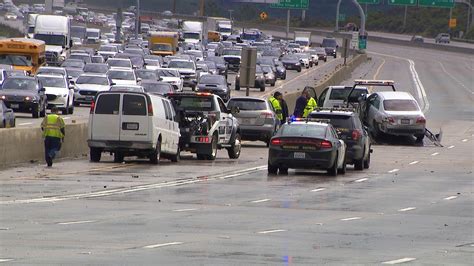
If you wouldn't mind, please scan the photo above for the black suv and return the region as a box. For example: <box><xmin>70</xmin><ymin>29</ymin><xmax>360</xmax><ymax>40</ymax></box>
<box><xmin>0</xmin><ymin>76</ymin><xmax>47</xmax><ymax>118</ymax></box>
<box><xmin>321</xmin><ymin>37</ymin><xmax>338</xmax><ymax>58</ymax></box>
<box><xmin>309</xmin><ymin>108</ymin><xmax>371</xmax><ymax>170</ymax></box>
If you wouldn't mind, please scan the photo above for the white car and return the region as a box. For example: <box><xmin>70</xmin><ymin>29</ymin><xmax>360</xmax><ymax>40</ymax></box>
<box><xmin>73</xmin><ymin>74</ymin><xmax>111</xmax><ymax>105</ymax></box>
<box><xmin>106</xmin><ymin>58</ymin><xmax>133</xmax><ymax>70</ymax></box>
<box><xmin>107</xmin><ymin>69</ymin><xmax>138</xmax><ymax>86</ymax></box>
<box><xmin>5</xmin><ymin>13</ymin><xmax>17</xmax><ymax>20</ymax></box>
<box><xmin>167</xmin><ymin>59</ymin><xmax>197</xmax><ymax>90</ymax></box>
<box><xmin>157</xmin><ymin>68</ymin><xmax>183</xmax><ymax>92</ymax></box>
<box><xmin>144</xmin><ymin>59</ymin><xmax>161</xmax><ymax>70</ymax></box>
<box><xmin>37</xmin><ymin>74</ymin><xmax>75</xmax><ymax>115</ymax></box>
<box><xmin>98</xmin><ymin>45</ymin><xmax>119</xmax><ymax>59</ymax></box>
<box><xmin>88</xmin><ymin>91</ymin><xmax>181</xmax><ymax>164</ymax></box>
<box><xmin>294</xmin><ymin>53</ymin><xmax>311</xmax><ymax>69</ymax></box>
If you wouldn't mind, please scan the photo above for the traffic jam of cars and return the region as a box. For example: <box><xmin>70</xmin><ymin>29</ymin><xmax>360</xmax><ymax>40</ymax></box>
<box><xmin>0</xmin><ymin>4</ymin><xmax>438</xmax><ymax>177</ymax></box>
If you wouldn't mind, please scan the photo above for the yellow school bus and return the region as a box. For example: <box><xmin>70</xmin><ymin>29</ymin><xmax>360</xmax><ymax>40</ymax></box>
<box><xmin>0</xmin><ymin>38</ymin><xmax>46</xmax><ymax>75</ymax></box>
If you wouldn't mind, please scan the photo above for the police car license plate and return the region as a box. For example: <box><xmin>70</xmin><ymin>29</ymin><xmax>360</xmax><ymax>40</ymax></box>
<box><xmin>294</xmin><ymin>152</ymin><xmax>306</xmax><ymax>159</ymax></box>
<box><xmin>10</xmin><ymin>104</ymin><xmax>19</xmax><ymax>109</ymax></box>
<box><xmin>401</xmin><ymin>119</ymin><xmax>410</xmax><ymax>125</ymax></box>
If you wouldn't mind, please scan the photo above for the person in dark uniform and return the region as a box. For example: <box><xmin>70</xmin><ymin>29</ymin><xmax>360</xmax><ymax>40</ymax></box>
<box><xmin>293</xmin><ymin>87</ymin><xmax>309</xmax><ymax>118</ymax></box>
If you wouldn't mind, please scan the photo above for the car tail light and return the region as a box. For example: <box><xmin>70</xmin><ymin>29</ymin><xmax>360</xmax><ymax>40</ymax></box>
<box><xmin>148</xmin><ymin>102</ymin><xmax>154</xmax><ymax>116</ymax></box>
<box><xmin>387</xmin><ymin>117</ymin><xmax>395</xmax><ymax>124</ymax></box>
<box><xmin>197</xmin><ymin>136</ymin><xmax>210</xmax><ymax>143</ymax></box>
<box><xmin>352</xmin><ymin>129</ymin><xmax>362</xmax><ymax>141</ymax></box>
<box><xmin>416</xmin><ymin>117</ymin><xmax>426</xmax><ymax>124</ymax></box>
<box><xmin>271</xmin><ymin>138</ymin><xmax>281</xmax><ymax>145</ymax></box>
<box><xmin>90</xmin><ymin>100</ymin><xmax>95</xmax><ymax>114</ymax></box>
<box><xmin>320</xmin><ymin>140</ymin><xmax>332</xmax><ymax>149</ymax></box>
<box><xmin>259</xmin><ymin>111</ymin><xmax>273</xmax><ymax>119</ymax></box>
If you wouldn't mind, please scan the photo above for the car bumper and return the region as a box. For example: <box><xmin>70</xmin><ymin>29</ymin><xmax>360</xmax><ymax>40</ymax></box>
<box><xmin>4</xmin><ymin>101</ymin><xmax>37</xmax><ymax>113</ymax></box>
<box><xmin>46</xmin><ymin>94</ymin><xmax>68</xmax><ymax>109</ymax></box>
<box><xmin>283</xmin><ymin>64</ymin><xmax>301</xmax><ymax>70</ymax></box>
<box><xmin>269</xmin><ymin>148</ymin><xmax>335</xmax><ymax>170</ymax></box>
<box><xmin>345</xmin><ymin>144</ymin><xmax>364</xmax><ymax>164</ymax></box>
<box><xmin>88</xmin><ymin>140</ymin><xmax>154</xmax><ymax>151</ymax></box>
<box><xmin>381</xmin><ymin>124</ymin><xmax>426</xmax><ymax>136</ymax></box>
<box><xmin>240</xmin><ymin>124</ymin><xmax>275</xmax><ymax>141</ymax></box>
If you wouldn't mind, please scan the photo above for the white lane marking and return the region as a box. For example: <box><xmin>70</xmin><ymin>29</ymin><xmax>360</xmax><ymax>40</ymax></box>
<box><xmin>257</xmin><ymin>229</ymin><xmax>287</xmax><ymax>234</ymax></box>
<box><xmin>382</xmin><ymin>257</ymin><xmax>417</xmax><ymax>264</ymax></box>
<box><xmin>57</xmin><ymin>220</ymin><xmax>96</xmax><ymax>225</ymax></box>
<box><xmin>251</xmin><ymin>199</ymin><xmax>271</xmax><ymax>203</ymax></box>
<box><xmin>408</xmin><ymin>161</ymin><xmax>419</xmax><ymax>165</ymax></box>
<box><xmin>388</xmin><ymin>169</ymin><xmax>400</xmax><ymax>173</ymax></box>
<box><xmin>447</xmin><ymin>145</ymin><xmax>455</xmax><ymax>149</ymax></box>
<box><xmin>431</xmin><ymin>152</ymin><xmax>439</xmax><ymax>156</ymax></box>
<box><xmin>0</xmin><ymin>259</ymin><xmax>14</xmax><ymax>263</ymax></box>
<box><xmin>0</xmin><ymin>165</ymin><xmax>267</xmax><ymax>205</ymax></box>
<box><xmin>311</xmin><ymin>188</ymin><xmax>326</xmax><ymax>192</ymax></box>
<box><xmin>172</xmin><ymin>208</ymin><xmax>197</xmax><ymax>212</ymax></box>
<box><xmin>143</xmin><ymin>242</ymin><xmax>184</xmax><ymax>249</ymax></box>
<box><xmin>340</xmin><ymin>217</ymin><xmax>362</xmax><ymax>221</ymax></box>
<box><xmin>369</xmin><ymin>52</ymin><xmax>429</xmax><ymax>113</ymax></box>
<box><xmin>438</xmin><ymin>62</ymin><xmax>473</xmax><ymax>95</ymax></box>
<box><xmin>398</xmin><ymin>207</ymin><xmax>417</xmax><ymax>212</ymax></box>
<box><xmin>354</xmin><ymin>178</ymin><xmax>368</xmax><ymax>183</ymax></box>
<box><xmin>462</xmin><ymin>139</ymin><xmax>468</xmax><ymax>142</ymax></box>
<box><xmin>18</xmin><ymin>122</ymin><xmax>33</xmax><ymax>126</ymax></box>
<box><xmin>444</xmin><ymin>196</ymin><xmax>458</xmax><ymax>200</ymax></box>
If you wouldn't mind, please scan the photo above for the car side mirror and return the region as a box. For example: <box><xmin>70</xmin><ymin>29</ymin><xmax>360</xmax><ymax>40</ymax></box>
<box><xmin>230</xmin><ymin>106</ymin><xmax>240</xmax><ymax>115</ymax></box>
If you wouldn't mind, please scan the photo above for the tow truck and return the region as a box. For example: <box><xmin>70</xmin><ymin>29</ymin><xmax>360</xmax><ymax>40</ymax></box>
<box><xmin>346</xmin><ymin>79</ymin><xmax>442</xmax><ymax>146</ymax></box>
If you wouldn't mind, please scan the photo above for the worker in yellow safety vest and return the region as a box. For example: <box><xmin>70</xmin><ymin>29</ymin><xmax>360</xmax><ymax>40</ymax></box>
<box><xmin>269</xmin><ymin>91</ymin><xmax>284</xmax><ymax>124</ymax></box>
<box><xmin>303</xmin><ymin>96</ymin><xmax>318</xmax><ymax>118</ymax></box>
<box><xmin>41</xmin><ymin>107</ymin><xmax>65</xmax><ymax>167</ymax></box>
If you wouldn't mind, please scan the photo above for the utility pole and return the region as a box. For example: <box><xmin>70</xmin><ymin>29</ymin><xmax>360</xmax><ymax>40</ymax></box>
<box><xmin>403</xmin><ymin>5</ymin><xmax>408</xmax><ymax>29</ymax></box>
<box><xmin>302</xmin><ymin>10</ymin><xmax>306</xmax><ymax>21</ymax></box>
<box><xmin>199</xmin><ymin>0</ymin><xmax>205</xmax><ymax>16</ymax></box>
<box><xmin>286</xmin><ymin>9</ymin><xmax>290</xmax><ymax>39</ymax></box>
<box><xmin>135</xmin><ymin>0</ymin><xmax>140</xmax><ymax>39</ymax></box>
<box><xmin>172</xmin><ymin>0</ymin><xmax>177</xmax><ymax>13</ymax></box>
<box><xmin>336</xmin><ymin>0</ymin><xmax>342</xmax><ymax>32</ymax></box>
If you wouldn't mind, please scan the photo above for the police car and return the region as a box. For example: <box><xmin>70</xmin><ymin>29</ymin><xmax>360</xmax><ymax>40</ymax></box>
<box><xmin>268</xmin><ymin>118</ymin><xmax>347</xmax><ymax>176</ymax></box>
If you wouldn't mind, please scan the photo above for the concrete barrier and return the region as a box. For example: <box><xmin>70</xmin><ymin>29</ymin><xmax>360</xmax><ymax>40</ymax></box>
<box><xmin>0</xmin><ymin>122</ymin><xmax>89</xmax><ymax>168</ymax></box>
<box><xmin>283</xmin><ymin>54</ymin><xmax>368</xmax><ymax>113</ymax></box>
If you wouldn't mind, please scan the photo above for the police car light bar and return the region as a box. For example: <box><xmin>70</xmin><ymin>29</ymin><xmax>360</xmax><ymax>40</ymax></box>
<box><xmin>313</xmin><ymin>107</ymin><xmax>356</xmax><ymax>113</ymax></box>
<box><xmin>288</xmin><ymin>117</ymin><xmax>331</xmax><ymax>124</ymax></box>
<box><xmin>354</xmin><ymin>79</ymin><xmax>394</xmax><ymax>86</ymax></box>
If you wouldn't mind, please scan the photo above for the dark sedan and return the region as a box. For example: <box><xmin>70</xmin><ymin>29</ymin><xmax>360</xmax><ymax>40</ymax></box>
<box><xmin>268</xmin><ymin>120</ymin><xmax>347</xmax><ymax>176</ymax></box>
<box><xmin>0</xmin><ymin>76</ymin><xmax>47</xmax><ymax>118</ymax></box>
<box><xmin>142</xmin><ymin>81</ymin><xmax>175</xmax><ymax>95</ymax></box>
<box><xmin>196</xmin><ymin>75</ymin><xmax>231</xmax><ymax>102</ymax></box>
<box><xmin>281</xmin><ymin>54</ymin><xmax>302</xmax><ymax>72</ymax></box>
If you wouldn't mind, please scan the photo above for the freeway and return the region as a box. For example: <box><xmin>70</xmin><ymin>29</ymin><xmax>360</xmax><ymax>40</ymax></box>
<box><xmin>0</xmin><ymin>31</ymin><xmax>472</xmax><ymax>265</ymax></box>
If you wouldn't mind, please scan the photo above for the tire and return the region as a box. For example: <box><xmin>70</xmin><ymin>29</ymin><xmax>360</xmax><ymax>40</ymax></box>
<box><xmin>364</xmin><ymin>148</ymin><xmax>371</xmax><ymax>169</ymax></box>
<box><xmin>315</xmin><ymin>61</ymin><xmax>319</xmax><ymax>66</ymax></box>
<box><xmin>114</xmin><ymin>152</ymin><xmax>124</xmax><ymax>163</ymax></box>
<box><xmin>170</xmin><ymin>146</ymin><xmax>180</xmax><ymax>163</ymax></box>
<box><xmin>196</xmin><ymin>153</ymin><xmax>207</xmax><ymax>160</ymax></box>
<box><xmin>149</xmin><ymin>140</ymin><xmax>161</xmax><ymax>164</ymax></box>
<box><xmin>68</xmin><ymin>104</ymin><xmax>74</xmax><ymax>115</ymax></box>
<box><xmin>32</xmin><ymin>104</ymin><xmax>40</xmax><ymax>118</ymax></box>
<box><xmin>90</xmin><ymin>147</ymin><xmax>102</xmax><ymax>162</ymax></box>
<box><xmin>207</xmin><ymin>134</ymin><xmax>218</xmax><ymax>160</ymax></box>
<box><xmin>282</xmin><ymin>74</ymin><xmax>286</xmax><ymax>80</ymax></box>
<box><xmin>39</xmin><ymin>105</ymin><xmax>46</xmax><ymax>118</ymax></box>
<box><xmin>333</xmin><ymin>54</ymin><xmax>337</xmax><ymax>59</ymax></box>
<box><xmin>260</xmin><ymin>85</ymin><xmax>265</xmax><ymax>92</ymax></box>
<box><xmin>339</xmin><ymin>155</ymin><xmax>347</xmax><ymax>175</ymax></box>
<box><xmin>191</xmin><ymin>85</ymin><xmax>196</xmax><ymax>91</ymax></box>
<box><xmin>415</xmin><ymin>134</ymin><xmax>424</xmax><ymax>142</ymax></box>
<box><xmin>297</xmin><ymin>68</ymin><xmax>301</xmax><ymax>73</ymax></box>
<box><xmin>354</xmin><ymin>157</ymin><xmax>364</xmax><ymax>171</ymax></box>
<box><xmin>62</xmin><ymin>98</ymin><xmax>70</xmax><ymax>115</ymax></box>
<box><xmin>235</xmin><ymin>84</ymin><xmax>240</xmax><ymax>91</ymax></box>
<box><xmin>268</xmin><ymin>162</ymin><xmax>278</xmax><ymax>174</ymax></box>
<box><xmin>74</xmin><ymin>101</ymin><xmax>80</xmax><ymax>107</ymax></box>
<box><xmin>327</xmin><ymin>154</ymin><xmax>338</xmax><ymax>176</ymax></box>
<box><xmin>271</xmin><ymin>82</ymin><xmax>275</xmax><ymax>87</ymax></box>
<box><xmin>279</xmin><ymin>167</ymin><xmax>288</xmax><ymax>175</ymax></box>
<box><xmin>227</xmin><ymin>133</ymin><xmax>241</xmax><ymax>159</ymax></box>
<box><xmin>11</xmin><ymin>118</ymin><xmax>15</xmax><ymax>127</ymax></box>
<box><xmin>324</xmin><ymin>58</ymin><xmax>327</xmax><ymax>62</ymax></box>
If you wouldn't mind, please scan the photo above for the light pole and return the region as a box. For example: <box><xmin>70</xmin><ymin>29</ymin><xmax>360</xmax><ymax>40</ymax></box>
<box><xmin>350</xmin><ymin>0</ymin><xmax>366</xmax><ymax>36</ymax></box>
<box><xmin>335</xmin><ymin>0</ymin><xmax>343</xmax><ymax>32</ymax></box>
<box><xmin>135</xmin><ymin>0</ymin><xmax>140</xmax><ymax>39</ymax></box>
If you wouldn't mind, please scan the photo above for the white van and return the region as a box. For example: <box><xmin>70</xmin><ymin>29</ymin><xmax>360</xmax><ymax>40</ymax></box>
<box><xmin>88</xmin><ymin>91</ymin><xmax>180</xmax><ymax>164</ymax></box>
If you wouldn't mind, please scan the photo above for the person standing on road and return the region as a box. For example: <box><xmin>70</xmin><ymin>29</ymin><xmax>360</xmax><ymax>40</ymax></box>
<box><xmin>293</xmin><ymin>88</ymin><xmax>309</xmax><ymax>118</ymax></box>
<box><xmin>280</xmin><ymin>96</ymin><xmax>289</xmax><ymax>124</ymax></box>
<box><xmin>269</xmin><ymin>91</ymin><xmax>284</xmax><ymax>124</ymax></box>
<box><xmin>41</xmin><ymin>107</ymin><xmax>65</xmax><ymax>167</ymax></box>
<box><xmin>303</xmin><ymin>94</ymin><xmax>318</xmax><ymax>118</ymax></box>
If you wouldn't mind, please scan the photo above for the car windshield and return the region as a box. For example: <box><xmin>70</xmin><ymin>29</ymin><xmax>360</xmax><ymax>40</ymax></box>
<box><xmin>108</xmin><ymin>60</ymin><xmax>131</xmax><ymax>68</ymax></box>
<box><xmin>282</xmin><ymin>55</ymin><xmax>298</xmax><ymax>61</ymax></box>
<box><xmin>33</xmin><ymin>34</ymin><xmax>65</xmax><ymax>46</ymax></box>
<box><xmin>67</xmin><ymin>69</ymin><xmax>83</xmax><ymax>78</ymax></box>
<box><xmin>200</xmin><ymin>75</ymin><xmax>224</xmax><ymax>84</ymax></box>
<box><xmin>207</xmin><ymin>57</ymin><xmax>225</xmax><ymax>64</ymax></box>
<box><xmin>168</xmin><ymin>61</ymin><xmax>194</xmax><ymax>69</ymax></box>
<box><xmin>0</xmin><ymin>54</ymin><xmax>32</xmax><ymax>66</ymax></box>
<box><xmin>383</xmin><ymin>99</ymin><xmax>419</xmax><ymax>111</ymax></box>
<box><xmin>227</xmin><ymin>99</ymin><xmax>267</xmax><ymax>111</ymax></box>
<box><xmin>2</xmin><ymin>78</ymin><xmax>36</xmax><ymax>90</ymax></box>
<box><xmin>39</xmin><ymin>76</ymin><xmax>66</xmax><ymax>88</ymax></box>
<box><xmin>186</xmin><ymin>51</ymin><xmax>203</xmax><ymax>57</ymax></box>
<box><xmin>76</xmin><ymin>76</ymin><xmax>109</xmax><ymax>85</ymax></box>
<box><xmin>322</xmin><ymin>38</ymin><xmax>337</xmax><ymax>47</ymax></box>
<box><xmin>99</xmin><ymin>46</ymin><xmax>117</xmax><ymax>52</ymax></box>
<box><xmin>288</xmin><ymin>43</ymin><xmax>300</xmax><ymax>48</ymax></box>
<box><xmin>157</xmin><ymin>69</ymin><xmax>179</xmax><ymax>77</ymax></box>
<box><xmin>207</xmin><ymin>44</ymin><xmax>218</xmax><ymax>49</ymax></box>
<box><xmin>84</xmin><ymin>64</ymin><xmax>108</xmax><ymax>73</ymax></box>
<box><xmin>223</xmin><ymin>49</ymin><xmax>241</xmax><ymax>56</ymax></box>
<box><xmin>62</xmin><ymin>60</ymin><xmax>84</xmax><ymax>69</ymax></box>
<box><xmin>183</xmin><ymin>32</ymin><xmax>200</xmax><ymax>39</ymax></box>
<box><xmin>279</xmin><ymin>124</ymin><xmax>327</xmax><ymax>138</ymax></box>
<box><xmin>174</xmin><ymin>96</ymin><xmax>214</xmax><ymax>111</ymax></box>
<box><xmin>108</xmin><ymin>71</ymin><xmax>135</xmax><ymax>80</ymax></box>
<box><xmin>136</xmin><ymin>71</ymin><xmax>157</xmax><ymax>80</ymax></box>
<box><xmin>308</xmin><ymin>114</ymin><xmax>353</xmax><ymax>130</ymax></box>
<box><xmin>142</xmin><ymin>83</ymin><xmax>172</xmax><ymax>94</ymax></box>
<box><xmin>151</xmin><ymin>43</ymin><xmax>172</xmax><ymax>51</ymax></box>
<box><xmin>261</xmin><ymin>65</ymin><xmax>272</xmax><ymax>73</ymax></box>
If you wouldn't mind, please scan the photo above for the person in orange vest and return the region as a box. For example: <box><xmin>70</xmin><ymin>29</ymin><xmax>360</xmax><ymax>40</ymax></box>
<box><xmin>41</xmin><ymin>107</ymin><xmax>65</xmax><ymax>167</ymax></box>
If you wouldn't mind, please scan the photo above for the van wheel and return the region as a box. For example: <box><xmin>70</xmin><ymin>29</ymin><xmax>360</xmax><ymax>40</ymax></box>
<box><xmin>149</xmin><ymin>140</ymin><xmax>161</xmax><ymax>164</ymax></box>
<box><xmin>170</xmin><ymin>146</ymin><xmax>180</xmax><ymax>163</ymax></box>
<box><xmin>207</xmin><ymin>134</ymin><xmax>218</xmax><ymax>160</ymax></box>
<box><xmin>90</xmin><ymin>147</ymin><xmax>102</xmax><ymax>162</ymax></box>
<box><xmin>227</xmin><ymin>133</ymin><xmax>241</xmax><ymax>159</ymax></box>
<box><xmin>114</xmin><ymin>152</ymin><xmax>124</xmax><ymax>163</ymax></box>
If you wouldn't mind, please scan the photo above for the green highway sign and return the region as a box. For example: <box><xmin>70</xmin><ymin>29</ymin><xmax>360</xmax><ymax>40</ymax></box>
<box><xmin>388</xmin><ymin>0</ymin><xmax>417</xmax><ymax>6</ymax></box>
<box><xmin>418</xmin><ymin>0</ymin><xmax>455</xmax><ymax>8</ymax></box>
<box><xmin>271</xmin><ymin>0</ymin><xmax>309</xmax><ymax>9</ymax></box>
<box><xmin>357</xmin><ymin>0</ymin><xmax>380</xmax><ymax>4</ymax></box>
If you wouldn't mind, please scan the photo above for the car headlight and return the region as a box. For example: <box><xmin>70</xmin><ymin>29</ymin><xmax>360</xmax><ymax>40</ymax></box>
<box><xmin>24</xmin><ymin>96</ymin><xmax>31</xmax><ymax>101</ymax></box>
<box><xmin>1</xmin><ymin>95</ymin><xmax>6</xmax><ymax>100</ymax></box>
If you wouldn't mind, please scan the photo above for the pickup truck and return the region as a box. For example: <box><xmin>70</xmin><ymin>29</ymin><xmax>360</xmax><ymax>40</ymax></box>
<box><xmin>167</xmin><ymin>92</ymin><xmax>241</xmax><ymax>160</ymax></box>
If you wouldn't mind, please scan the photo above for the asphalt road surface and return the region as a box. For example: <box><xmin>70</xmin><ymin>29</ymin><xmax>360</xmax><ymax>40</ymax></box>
<box><xmin>0</xmin><ymin>32</ymin><xmax>473</xmax><ymax>265</ymax></box>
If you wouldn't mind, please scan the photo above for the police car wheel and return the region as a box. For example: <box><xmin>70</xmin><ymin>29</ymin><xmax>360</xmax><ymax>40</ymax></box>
<box><xmin>327</xmin><ymin>154</ymin><xmax>338</xmax><ymax>176</ymax></box>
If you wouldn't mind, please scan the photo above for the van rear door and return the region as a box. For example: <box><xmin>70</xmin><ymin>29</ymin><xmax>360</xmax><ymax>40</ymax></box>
<box><xmin>120</xmin><ymin>93</ymin><xmax>150</xmax><ymax>143</ymax></box>
<box><xmin>91</xmin><ymin>93</ymin><xmax>121</xmax><ymax>141</ymax></box>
